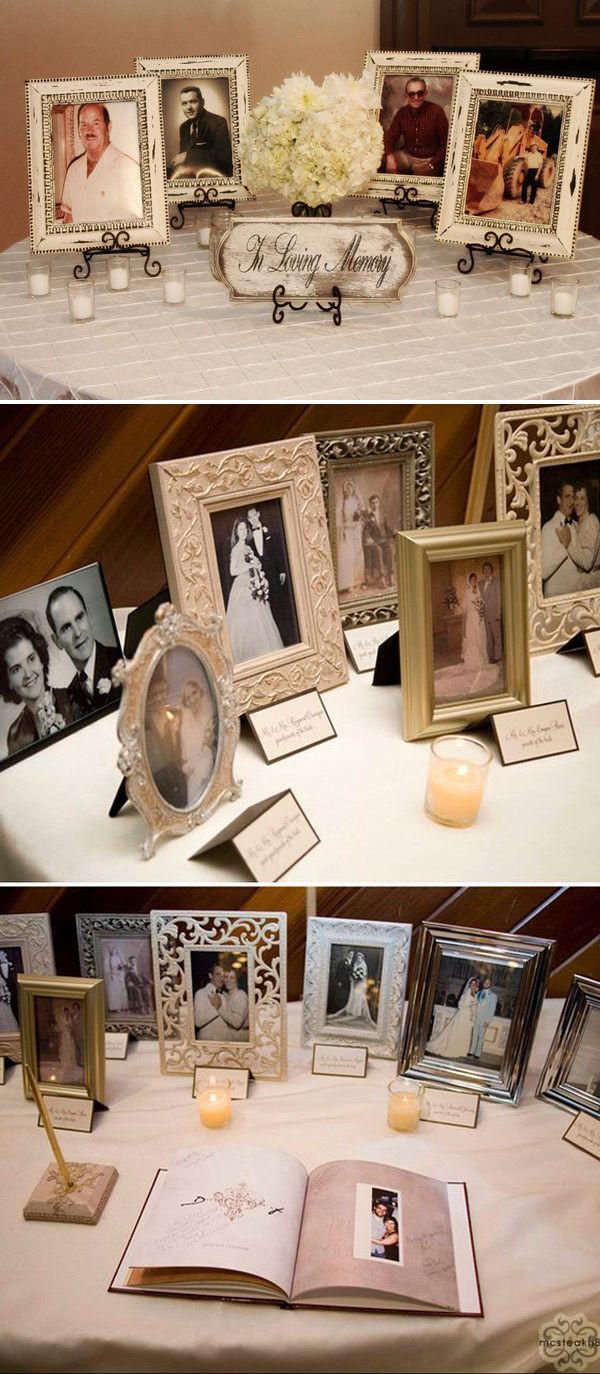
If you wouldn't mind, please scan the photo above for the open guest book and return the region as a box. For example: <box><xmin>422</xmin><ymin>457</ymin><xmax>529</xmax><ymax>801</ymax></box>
<box><xmin>111</xmin><ymin>1147</ymin><xmax>482</xmax><ymax>1315</ymax></box>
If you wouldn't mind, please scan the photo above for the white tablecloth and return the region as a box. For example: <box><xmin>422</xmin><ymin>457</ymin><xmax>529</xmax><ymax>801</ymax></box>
<box><xmin>0</xmin><ymin>606</ymin><xmax>599</xmax><ymax>882</ymax></box>
<box><xmin>1</xmin><ymin>1000</ymin><xmax>598</xmax><ymax>1374</ymax></box>
<box><xmin>1</xmin><ymin>197</ymin><xmax>599</xmax><ymax>403</ymax></box>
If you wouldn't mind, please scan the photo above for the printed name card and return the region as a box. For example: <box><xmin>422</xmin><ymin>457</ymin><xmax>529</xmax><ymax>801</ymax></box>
<box><xmin>38</xmin><ymin>1095</ymin><xmax>94</xmax><ymax>1133</ymax></box>
<box><xmin>492</xmin><ymin>700</ymin><xmax>578</xmax><ymax>765</ymax></box>
<box><xmin>193</xmin><ymin>1067</ymin><xmax>250</xmax><ymax>1100</ymax></box>
<box><xmin>312</xmin><ymin>1044</ymin><xmax>368</xmax><ymax>1078</ymax></box>
<box><xmin>584</xmin><ymin>628</ymin><xmax>600</xmax><ymax>677</ymax></box>
<box><xmin>105</xmin><ymin>1031</ymin><xmax>129</xmax><ymax>1060</ymax></box>
<box><xmin>563</xmin><ymin>1112</ymin><xmax>600</xmax><ymax>1159</ymax></box>
<box><xmin>421</xmin><ymin>1087</ymin><xmax>480</xmax><ymax>1128</ymax></box>
<box><xmin>191</xmin><ymin>789</ymin><xmax>320</xmax><ymax>882</ymax></box>
<box><xmin>344</xmin><ymin>621</ymin><xmax>399</xmax><ymax>674</ymax></box>
<box><xmin>247</xmin><ymin>691</ymin><xmax>336</xmax><ymax>762</ymax></box>
<box><xmin>215</xmin><ymin>217</ymin><xmax>415</xmax><ymax>302</ymax></box>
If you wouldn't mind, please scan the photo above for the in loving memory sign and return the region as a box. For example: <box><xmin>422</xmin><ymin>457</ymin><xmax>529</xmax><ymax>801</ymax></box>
<box><xmin>214</xmin><ymin>217</ymin><xmax>416</xmax><ymax>302</ymax></box>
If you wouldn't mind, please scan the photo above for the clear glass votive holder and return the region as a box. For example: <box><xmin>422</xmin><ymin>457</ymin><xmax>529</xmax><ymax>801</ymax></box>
<box><xmin>209</xmin><ymin>209</ymin><xmax>233</xmax><ymax>278</ymax></box>
<box><xmin>508</xmin><ymin>259</ymin><xmax>532</xmax><ymax>297</ymax></box>
<box><xmin>27</xmin><ymin>259</ymin><xmax>51</xmax><ymax>297</ymax></box>
<box><xmin>66</xmin><ymin>279</ymin><xmax>95</xmax><ymax>323</ymax></box>
<box><xmin>197</xmin><ymin>215</ymin><xmax>212</xmax><ymax>248</ymax></box>
<box><xmin>551</xmin><ymin>277</ymin><xmax>578</xmax><ymax>318</ymax></box>
<box><xmin>387</xmin><ymin>1077</ymin><xmax>425</xmax><ymax>1132</ymax></box>
<box><xmin>425</xmin><ymin>735</ymin><xmax>491</xmax><ymax>828</ymax></box>
<box><xmin>162</xmin><ymin>265</ymin><xmax>186</xmax><ymax>305</ymax></box>
<box><xmin>197</xmin><ymin>1076</ymin><xmax>232</xmax><ymax>1129</ymax></box>
<box><xmin>435</xmin><ymin>278</ymin><xmax>460</xmax><ymax>317</ymax></box>
<box><xmin>106</xmin><ymin>255</ymin><xmax>130</xmax><ymax>291</ymax></box>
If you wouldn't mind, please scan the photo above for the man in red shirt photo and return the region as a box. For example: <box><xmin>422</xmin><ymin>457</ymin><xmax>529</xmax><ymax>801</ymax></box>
<box><xmin>380</xmin><ymin>75</ymin><xmax>449</xmax><ymax>177</ymax></box>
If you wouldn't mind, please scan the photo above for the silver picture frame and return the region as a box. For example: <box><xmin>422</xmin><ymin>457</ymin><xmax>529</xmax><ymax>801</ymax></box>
<box><xmin>301</xmin><ymin>916</ymin><xmax>412</xmax><ymax>1060</ymax></box>
<box><xmin>537</xmin><ymin>975</ymin><xmax>600</xmax><ymax>1120</ymax></box>
<box><xmin>76</xmin><ymin>914</ymin><xmax>158</xmax><ymax>1039</ymax></box>
<box><xmin>0</xmin><ymin>915</ymin><xmax>55</xmax><ymax>1060</ymax></box>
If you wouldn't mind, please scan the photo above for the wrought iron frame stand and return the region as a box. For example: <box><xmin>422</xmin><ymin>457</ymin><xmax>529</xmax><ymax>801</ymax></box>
<box><xmin>73</xmin><ymin>230</ymin><xmax>161</xmax><ymax>279</ymax></box>
<box><xmin>377</xmin><ymin>185</ymin><xmax>438</xmax><ymax>230</ymax></box>
<box><xmin>271</xmin><ymin>284</ymin><xmax>342</xmax><ymax>326</ymax></box>
<box><xmin>170</xmin><ymin>185</ymin><xmax>236</xmax><ymax>230</ymax></box>
<box><xmin>291</xmin><ymin>201</ymin><xmax>332</xmax><ymax>218</ymax></box>
<box><xmin>457</xmin><ymin>231</ymin><xmax>548</xmax><ymax>283</ymax></box>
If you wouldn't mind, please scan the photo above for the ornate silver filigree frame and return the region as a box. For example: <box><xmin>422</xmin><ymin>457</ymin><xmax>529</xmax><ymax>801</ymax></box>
<box><xmin>316</xmin><ymin>422</ymin><xmax>434</xmax><ymax>628</ymax></box>
<box><xmin>151</xmin><ymin>909</ymin><xmax>287</xmax><ymax>1080</ymax></box>
<box><xmin>495</xmin><ymin>405</ymin><xmax>600</xmax><ymax>653</ymax></box>
<box><xmin>76</xmin><ymin>914</ymin><xmax>158</xmax><ymax>1038</ymax></box>
<box><xmin>400</xmin><ymin>922</ymin><xmax>554</xmax><ymax>1105</ymax></box>
<box><xmin>113</xmin><ymin>602</ymin><xmax>241</xmax><ymax>860</ymax></box>
<box><xmin>0</xmin><ymin>915</ymin><xmax>55</xmax><ymax>1060</ymax></box>
<box><xmin>301</xmin><ymin>917</ymin><xmax>412</xmax><ymax>1059</ymax></box>
<box><xmin>537</xmin><ymin>975</ymin><xmax>600</xmax><ymax>1120</ymax></box>
<box><xmin>135</xmin><ymin>54</ymin><xmax>252</xmax><ymax>202</ymax></box>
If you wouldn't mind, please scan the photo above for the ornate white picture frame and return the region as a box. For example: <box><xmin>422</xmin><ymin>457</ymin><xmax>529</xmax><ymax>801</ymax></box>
<box><xmin>301</xmin><ymin>917</ymin><xmax>412</xmax><ymax>1060</ymax></box>
<box><xmin>0</xmin><ymin>915</ymin><xmax>55</xmax><ymax>1060</ymax></box>
<box><xmin>151</xmin><ymin>909</ymin><xmax>287</xmax><ymax>1080</ymax></box>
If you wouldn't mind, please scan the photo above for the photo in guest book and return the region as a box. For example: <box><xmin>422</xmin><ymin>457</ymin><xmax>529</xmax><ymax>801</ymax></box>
<box><xmin>430</xmin><ymin>557</ymin><xmax>505</xmax><ymax>706</ymax></box>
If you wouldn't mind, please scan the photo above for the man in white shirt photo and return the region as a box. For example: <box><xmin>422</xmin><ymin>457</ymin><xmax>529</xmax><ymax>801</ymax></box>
<box><xmin>540</xmin><ymin>479</ymin><xmax>580</xmax><ymax>597</ymax></box>
<box><xmin>59</xmin><ymin>102</ymin><xmax>143</xmax><ymax>224</ymax></box>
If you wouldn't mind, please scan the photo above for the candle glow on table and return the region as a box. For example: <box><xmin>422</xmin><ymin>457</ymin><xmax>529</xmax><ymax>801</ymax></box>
<box><xmin>388</xmin><ymin>1077</ymin><xmax>424</xmax><ymax>1132</ymax></box>
<box><xmin>425</xmin><ymin>735</ymin><xmax>491</xmax><ymax>827</ymax></box>
<box><xmin>27</xmin><ymin>261</ymin><xmax>51</xmax><ymax>297</ymax></box>
<box><xmin>197</xmin><ymin>1078</ymin><xmax>231</xmax><ymax>1128</ymax></box>
<box><xmin>435</xmin><ymin>278</ymin><xmax>460</xmax><ymax>317</ymax></box>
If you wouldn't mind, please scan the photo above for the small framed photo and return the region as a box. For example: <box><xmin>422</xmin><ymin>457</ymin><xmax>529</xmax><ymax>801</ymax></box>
<box><xmin>400</xmin><ymin>922</ymin><xmax>554</xmax><ymax>1104</ymax></box>
<box><xmin>114</xmin><ymin>602</ymin><xmax>241</xmax><ymax>859</ymax></box>
<box><xmin>76</xmin><ymin>915</ymin><xmax>157</xmax><ymax>1038</ymax></box>
<box><xmin>18</xmin><ymin>974</ymin><xmax>105</xmax><ymax>1103</ymax></box>
<box><xmin>151</xmin><ymin>909</ymin><xmax>287</xmax><ymax>1080</ymax></box>
<box><xmin>436</xmin><ymin>69</ymin><xmax>595</xmax><ymax>259</ymax></box>
<box><xmin>361</xmin><ymin>50</ymin><xmax>480</xmax><ymax>201</ymax></box>
<box><xmin>397</xmin><ymin>521</ymin><xmax>530</xmax><ymax>740</ymax></box>
<box><xmin>135</xmin><ymin>55</ymin><xmax>251</xmax><ymax>202</ymax></box>
<box><xmin>537</xmin><ymin>975</ymin><xmax>600</xmax><ymax>1120</ymax></box>
<box><xmin>27</xmin><ymin>76</ymin><xmax>169</xmax><ymax>253</ymax></box>
<box><xmin>316</xmin><ymin>422</ymin><xmax>434</xmax><ymax>629</ymax></box>
<box><xmin>0</xmin><ymin>563</ymin><xmax>121</xmax><ymax>772</ymax></box>
<box><xmin>150</xmin><ymin>437</ymin><xmax>348</xmax><ymax>714</ymax></box>
<box><xmin>0</xmin><ymin>916</ymin><xmax>55</xmax><ymax>1060</ymax></box>
<box><xmin>495</xmin><ymin>405</ymin><xmax>600</xmax><ymax>653</ymax></box>
<box><xmin>301</xmin><ymin>917</ymin><xmax>412</xmax><ymax>1060</ymax></box>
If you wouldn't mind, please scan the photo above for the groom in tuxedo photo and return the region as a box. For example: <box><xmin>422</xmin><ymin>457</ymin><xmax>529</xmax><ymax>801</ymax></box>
<box><xmin>246</xmin><ymin>505</ymin><xmax>299</xmax><ymax>647</ymax></box>
<box><xmin>45</xmin><ymin>583</ymin><xmax>120</xmax><ymax>718</ymax></box>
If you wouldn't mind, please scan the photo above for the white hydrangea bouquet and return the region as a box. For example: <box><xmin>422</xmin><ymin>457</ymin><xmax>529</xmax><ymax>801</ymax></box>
<box><xmin>239</xmin><ymin>72</ymin><xmax>384</xmax><ymax>208</ymax></box>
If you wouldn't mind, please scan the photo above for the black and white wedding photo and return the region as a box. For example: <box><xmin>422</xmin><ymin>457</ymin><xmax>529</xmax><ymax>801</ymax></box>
<box><xmin>211</xmin><ymin>499</ymin><xmax>301</xmax><ymax>666</ymax></box>
<box><xmin>330</xmin><ymin>460</ymin><xmax>404</xmax><ymax>609</ymax></box>
<box><xmin>325</xmin><ymin>943</ymin><xmax>383</xmax><ymax>1031</ymax></box>
<box><xmin>431</xmin><ymin>556</ymin><xmax>505</xmax><ymax>706</ymax></box>
<box><xmin>35</xmin><ymin>996</ymin><xmax>85</xmax><ymax>1086</ymax></box>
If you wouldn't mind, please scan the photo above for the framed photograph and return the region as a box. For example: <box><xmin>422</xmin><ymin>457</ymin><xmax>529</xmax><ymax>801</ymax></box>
<box><xmin>436</xmin><ymin>70</ymin><xmax>595</xmax><ymax>259</ymax></box>
<box><xmin>316</xmin><ymin>422</ymin><xmax>434</xmax><ymax>628</ymax></box>
<box><xmin>151</xmin><ymin>909</ymin><xmax>287</xmax><ymax>1080</ymax></box>
<box><xmin>0</xmin><ymin>563</ymin><xmax>121</xmax><ymax>772</ymax></box>
<box><xmin>361</xmin><ymin>50</ymin><xmax>480</xmax><ymax>201</ymax></box>
<box><xmin>301</xmin><ymin>917</ymin><xmax>412</xmax><ymax>1060</ymax></box>
<box><xmin>18</xmin><ymin>974</ymin><xmax>105</xmax><ymax>1103</ymax></box>
<box><xmin>400</xmin><ymin>922</ymin><xmax>554</xmax><ymax>1104</ymax></box>
<box><xmin>495</xmin><ymin>405</ymin><xmax>600</xmax><ymax>653</ymax></box>
<box><xmin>76</xmin><ymin>914</ymin><xmax>157</xmax><ymax>1038</ymax></box>
<box><xmin>135</xmin><ymin>55</ymin><xmax>251</xmax><ymax>203</ymax></box>
<box><xmin>0</xmin><ymin>916</ymin><xmax>55</xmax><ymax>1060</ymax></box>
<box><xmin>27</xmin><ymin>76</ymin><xmax>169</xmax><ymax>254</ymax></box>
<box><xmin>397</xmin><ymin>521</ymin><xmax>530</xmax><ymax>740</ymax></box>
<box><xmin>537</xmin><ymin>975</ymin><xmax>600</xmax><ymax>1120</ymax></box>
<box><xmin>150</xmin><ymin>436</ymin><xmax>348</xmax><ymax>714</ymax></box>
<box><xmin>114</xmin><ymin>601</ymin><xmax>241</xmax><ymax>859</ymax></box>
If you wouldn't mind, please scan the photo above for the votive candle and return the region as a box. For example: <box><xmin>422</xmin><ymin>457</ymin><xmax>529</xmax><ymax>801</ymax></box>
<box><xmin>508</xmin><ymin>260</ymin><xmax>532</xmax><ymax>297</ymax></box>
<box><xmin>387</xmin><ymin>1077</ymin><xmax>424</xmax><ymax>1132</ymax></box>
<box><xmin>551</xmin><ymin>277</ymin><xmax>578</xmax><ymax>318</ymax></box>
<box><xmin>162</xmin><ymin>265</ymin><xmax>186</xmax><ymax>305</ymax></box>
<box><xmin>435</xmin><ymin>278</ymin><xmax>460</xmax><ymax>317</ymax></box>
<box><xmin>27</xmin><ymin>260</ymin><xmax>51</xmax><ymax>297</ymax></box>
<box><xmin>66</xmin><ymin>280</ymin><xmax>95</xmax><ymax>323</ymax></box>
<box><xmin>107</xmin><ymin>256</ymin><xmax>130</xmax><ymax>291</ymax></box>
<box><xmin>425</xmin><ymin>735</ymin><xmax>491</xmax><ymax>827</ymax></box>
<box><xmin>197</xmin><ymin>1077</ymin><xmax>231</xmax><ymax>1128</ymax></box>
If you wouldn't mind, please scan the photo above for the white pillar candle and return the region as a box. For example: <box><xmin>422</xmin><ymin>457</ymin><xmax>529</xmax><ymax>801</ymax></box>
<box><xmin>162</xmin><ymin>268</ymin><xmax>186</xmax><ymax>304</ymax></box>
<box><xmin>551</xmin><ymin>279</ymin><xmax>578</xmax><ymax>318</ymax></box>
<box><xmin>509</xmin><ymin>272</ymin><xmax>531</xmax><ymax>297</ymax></box>
<box><xmin>27</xmin><ymin>262</ymin><xmax>51</xmax><ymax>297</ymax></box>
<box><xmin>424</xmin><ymin>735</ymin><xmax>491</xmax><ymax>828</ymax></box>
<box><xmin>198</xmin><ymin>1084</ymin><xmax>231</xmax><ymax>1128</ymax></box>
<box><xmin>107</xmin><ymin>258</ymin><xmax>130</xmax><ymax>291</ymax></box>
<box><xmin>198</xmin><ymin>225</ymin><xmax>211</xmax><ymax>248</ymax></box>
<box><xmin>435</xmin><ymin>279</ymin><xmax>460</xmax><ymax>317</ymax></box>
<box><xmin>66</xmin><ymin>281</ymin><xmax>95</xmax><ymax>323</ymax></box>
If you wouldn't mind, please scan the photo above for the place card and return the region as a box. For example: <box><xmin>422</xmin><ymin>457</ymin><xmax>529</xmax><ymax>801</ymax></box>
<box><xmin>37</xmin><ymin>1096</ymin><xmax>94</xmax><ymax>1133</ymax></box>
<box><xmin>191</xmin><ymin>790</ymin><xmax>320</xmax><ymax>882</ymax></box>
<box><xmin>247</xmin><ymin>690</ymin><xmax>336</xmax><ymax>762</ymax></box>
<box><xmin>563</xmin><ymin>1112</ymin><xmax>600</xmax><ymax>1160</ymax></box>
<box><xmin>105</xmin><ymin>1031</ymin><xmax>129</xmax><ymax>1060</ymax></box>
<box><xmin>311</xmin><ymin>1043</ymin><xmax>368</xmax><ymax>1077</ymax></box>
<box><xmin>584</xmin><ymin>628</ymin><xmax>600</xmax><ymax>677</ymax></box>
<box><xmin>345</xmin><ymin>621</ymin><xmax>398</xmax><ymax>674</ymax></box>
<box><xmin>193</xmin><ymin>1066</ymin><xmax>250</xmax><ymax>1100</ymax></box>
<box><xmin>421</xmin><ymin>1086</ymin><xmax>480</xmax><ymax>1128</ymax></box>
<box><xmin>492</xmin><ymin>700</ymin><xmax>578</xmax><ymax>765</ymax></box>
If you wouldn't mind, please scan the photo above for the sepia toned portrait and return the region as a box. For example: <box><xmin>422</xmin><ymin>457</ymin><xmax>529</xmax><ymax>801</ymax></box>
<box><xmin>143</xmin><ymin>645</ymin><xmax>219</xmax><ymax>812</ymax></box>
<box><xmin>189</xmin><ymin>948</ymin><xmax>251</xmax><ymax>1045</ymax></box>
<box><xmin>465</xmin><ymin>98</ymin><xmax>563</xmax><ymax>226</ymax></box>
<box><xmin>161</xmin><ymin>77</ymin><xmax>233</xmax><ymax>180</ymax></box>
<box><xmin>538</xmin><ymin>458</ymin><xmax>600</xmax><ymax>601</ymax></box>
<box><xmin>99</xmin><ymin>936</ymin><xmax>155</xmax><ymax>1021</ymax></box>
<box><xmin>210</xmin><ymin>499</ymin><xmax>301</xmax><ymax>667</ymax></box>
<box><xmin>52</xmin><ymin>99</ymin><xmax>143</xmax><ymax>225</ymax></box>
<box><xmin>426</xmin><ymin>953</ymin><xmax>521</xmax><ymax>1068</ymax></box>
<box><xmin>431</xmin><ymin>557</ymin><xmax>505</xmax><ymax>706</ymax></box>
<box><xmin>329</xmin><ymin>460</ymin><xmax>405</xmax><ymax>610</ymax></box>
<box><xmin>325</xmin><ymin>943</ymin><xmax>384</xmax><ymax>1032</ymax></box>
<box><xmin>35</xmin><ymin>996</ymin><xmax>85</xmax><ymax>1086</ymax></box>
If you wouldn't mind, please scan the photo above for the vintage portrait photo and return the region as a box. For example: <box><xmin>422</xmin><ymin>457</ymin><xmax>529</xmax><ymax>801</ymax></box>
<box><xmin>99</xmin><ymin>935</ymin><xmax>155</xmax><ymax>1021</ymax></box>
<box><xmin>0</xmin><ymin>945</ymin><xmax>24</xmax><ymax>1036</ymax></box>
<box><xmin>35</xmin><ymin>996</ymin><xmax>85</xmax><ymax>1086</ymax></box>
<box><xmin>210</xmin><ymin>500</ymin><xmax>301</xmax><ymax>667</ymax></box>
<box><xmin>189</xmin><ymin>948</ymin><xmax>251</xmax><ymax>1044</ymax></box>
<box><xmin>566</xmin><ymin>1005</ymin><xmax>600</xmax><ymax>1097</ymax></box>
<box><xmin>52</xmin><ymin>99</ymin><xmax>143</xmax><ymax>225</ymax></box>
<box><xmin>426</xmin><ymin>954</ymin><xmax>521</xmax><ymax>1067</ymax></box>
<box><xmin>143</xmin><ymin>645</ymin><xmax>219</xmax><ymax>811</ymax></box>
<box><xmin>431</xmin><ymin>557</ymin><xmax>505</xmax><ymax>705</ymax></box>
<box><xmin>330</xmin><ymin>461</ymin><xmax>404</xmax><ymax>608</ymax></box>
<box><xmin>539</xmin><ymin>459</ymin><xmax>600</xmax><ymax>600</ymax></box>
<box><xmin>379</xmin><ymin>72</ymin><xmax>454</xmax><ymax>180</ymax></box>
<box><xmin>161</xmin><ymin>77</ymin><xmax>233</xmax><ymax>180</ymax></box>
<box><xmin>465</xmin><ymin>98</ymin><xmax>563</xmax><ymax>224</ymax></box>
<box><xmin>0</xmin><ymin>564</ymin><xmax>121</xmax><ymax>770</ymax></box>
<box><xmin>325</xmin><ymin>943</ymin><xmax>384</xmax><ymax>1031</ymax></box>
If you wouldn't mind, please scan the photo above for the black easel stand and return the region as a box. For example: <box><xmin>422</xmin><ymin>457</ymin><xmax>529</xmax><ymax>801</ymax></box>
<box><xmin>271</xmin><ymin>284</ymin><xmax>342</xmax><ymax>326</ymax></box>
<box><xmin>377</xmin><ymin>185</ymin><xmax>438</xmax><ymax>230</ymax></box>
<box><xmin>291</xmin><ymin>201</ymin><xmax>332</xmax><ymax>218</ymax></box>
<box><xmin>457</xmin><ymin>231</ymin><xmax>548</xmax><ymax>283</ymax></box>
<box><xmin>73</xmin><ymin>230</ymin><xmax>161</xmax><ymax>279</ymax></box>
<box><xmin>170</xmin><ymin>186</ymin><xmax>236</xmax><ymax>230</ymax></box>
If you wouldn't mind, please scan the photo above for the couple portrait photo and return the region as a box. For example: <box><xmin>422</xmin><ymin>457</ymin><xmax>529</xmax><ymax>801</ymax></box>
<box><xmin>539</xmin><ymin>462</ymin><xmax>600</xmax><ymax>599</ymax></box>
<box><xmin>370</xmin><ymin>1189</ymin><xmax>400</xmax><ymax>1264</ymax></box>
<box><xmin>427</xmin><ymin>955</ymin><xmax>520</xmax><ymax>1067</ymax></box>
<box><xmin>100</xmin><ymin>937</ymin><xmax>155</xmax><ymax>1020</ymax></box>
<box><xmin>0</xmin><ymin>566</ymin><xmax>121</xmax><ymax>766</ymax></box>
<box><xmin>325</xmin><ymin>943</ymin><xmax>383</xmax><ymax>1032</ymax></box>
<box><xmin>144</xmin><ymin>646</ymin><xmax>219</xmax><ymax>812</ymax></box>
<box><xmin>431</xmin><ymin>556</ymin><xmax>505</xmax><ymax>706</ymax></box>
<box><xmin>191</xmin><ymin>949</ymin><xmax>250</xmax><ymax>1044</ymax></box>
<box><xmin>35</xmin><ymin>996</ymin><xmax>85</xmax><ymax>1087</ymax></box>
<box><xmin>211</xmin><ymin>499</ymin><xmax>300</xmax><ymax>667</ymax></box>
<box><xmin>331</xmin><ymin>461</ymin><xmax>403</xmax><ymax>608</ymax></box>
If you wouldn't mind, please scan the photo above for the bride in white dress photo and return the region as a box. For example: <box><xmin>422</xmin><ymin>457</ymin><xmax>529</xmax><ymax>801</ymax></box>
<box><xmin>328</xmin><ymin>951</ymin><xmax>377</xmax><ymax>1028</ymax></box>
<box><xmin>427</xmin><ymin>978</ymin><xmax>478</xmax><ymax>1059</ymax></box>
<box><xmin>336</xmin><ymin>478</ymin><xmax>365</xmax><ymax>598</ymax></box>
<box><xmin>462</xmin><ymin>573</ymin><xmax>488</xmax><ymax>670</ymax></box>
<box><xmin>226</xmin><ymin>518</ymin><xmax>284</xmax><ymax>665</ymax></box>
<box><xmin>433</xmin><ymin>563</ymin><xmax>504</xmax><ymax>704</ymax></box>
<box><xmin>179</xmin><ymin>675</ymin><xmax>215</xmax><ymax>807</ymax></box>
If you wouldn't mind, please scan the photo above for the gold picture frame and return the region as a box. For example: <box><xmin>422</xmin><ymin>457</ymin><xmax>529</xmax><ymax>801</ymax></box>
<box><xmin>18</xmin><ymin>974</ymin><xmax>105</xmax><ymax>1103</ymax></box>
<box><xmin>397</xmin><ymin>521</ymin><xmax>530</xmax><ymax>740</ymax></box>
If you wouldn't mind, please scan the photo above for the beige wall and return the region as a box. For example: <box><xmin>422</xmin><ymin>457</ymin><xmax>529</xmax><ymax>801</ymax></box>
<box><xmin>2</xmin><ymin>0</ymin><xmax>379</xmax><ymax>250</ymax></box>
